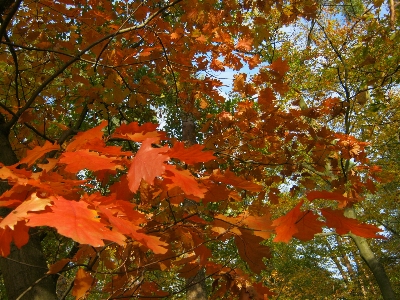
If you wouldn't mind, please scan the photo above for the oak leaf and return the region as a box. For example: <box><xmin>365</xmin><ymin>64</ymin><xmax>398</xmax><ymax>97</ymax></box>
<box><xmin>19</xmin><ymin>141</ymin><xmax>59</xmax><ymax>167</ymax></box>
<box><xmin>211</xmin><ymin>169</ymin><xmax>263</xmax><ymax>192</ymax></box>
<box><xmin>234</xmin><ymin>229</ymin><xmax>271</xmax><ymax>274</ymax></box>
<box><xmin>168</xmin><ymin>142</ymin><xmax>215</xmax><ymax>164</ymax></box>
<box><xmin>164</xmin><ymin>165</ymin><xmax>207</xmax><ymax>198</ymax></box>
<box><xmin>242</xmin><ymin>213</ymin><xmax>274</xmax><ymax>239</ymax></box>
<box><xmin>47</xmin><ymin>258</ymin><xmax>70</xmax><ymax>274</ymax></box>
<box><xmin>269</xmin><ymin>57</ymin><xmax>290</xmax><ymax>77</ymax></box>
<box><xmin>272</xmin><ymin>201</ymin><xmax>303</xmax><ymax>242</ymax></box>
<box><xmin>27</xmin><ymin>197</ymin><xmax>126</xmax><ymax>246</ymax></box>
<box><xmin>72</xmin><ymin>268</ymin><xmax>93</xmax><ymax>299</ymax></box>
<box><xmin>112</xmin><ymin>122</ymin><xmax>166</xmax><ymax>142</ymax></box>
<box><xmin>292</xmin><ymin>211</ymin><xmax>324</xmax><ymax>241</ymax></box>
<box><xmin>210</xmin><ymin>58</ymin><xmax>225</xmax><ymax>71</ymax></box>
<box><xmin>59</xmin><ymin>150</ymin><xmax>121</xmax><ymax>173</ymax></box>
<box><xmin>322</xmin><ymin>208</ymin><xmax>382</xmax><ymax>238</ymax></box>
<box><xmin>0</xmin><ymin>222</ymin><xmax>29</xmax><ymax>257</ymax></box>
<box><xmin>0</xmin><ymin>193</ymin><xmax>51</xmax><ymax>229</ymax></box>
<box><xmin>127</xmin><ymin>138</ymin><xmax>169</xmax><ymax>193</ymax></box>
<box><xmin>100</xmin><ymin>207</ymin><xmax>168</xmax><ymax>254</ymax></box>
<box><xmin>307</xmin><ymin>190</ymin><xmax>352</xmax><ymax>208</ymax></box>
<box><xmin>66</xmin><ymin>120</ymin><xmax>108</xmax><ymax>152</ymax></box>
<box><xmin>235</xmin><ymin>37</ymin><xmax>253</xmax><ymax>51</ymax></box>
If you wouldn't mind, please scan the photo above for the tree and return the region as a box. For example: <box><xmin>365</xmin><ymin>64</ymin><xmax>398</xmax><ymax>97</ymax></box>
<box><xmin>261</xmin><ymin>0</ymin><xmax>400</xmax><ymax>298</ymax></box>
<box><xmin>0</xmin><ymin>0</ymin><xmax>397</xmax><ymax>299</ymax></box>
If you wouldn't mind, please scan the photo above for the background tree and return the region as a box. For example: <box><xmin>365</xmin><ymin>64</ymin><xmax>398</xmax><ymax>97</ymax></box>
<box><xmin>256</xmin><ymin>0</ymin><xmax>400</xmax><ymax>298</ymax></box>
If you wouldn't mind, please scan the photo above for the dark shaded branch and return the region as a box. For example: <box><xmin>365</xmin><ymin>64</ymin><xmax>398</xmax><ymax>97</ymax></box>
<box><xmin>0</xmin><ymin>0</ymin><xmax>22</xmax><ymax>41</ymax></box>
<box><xmin>24</xmin><ymin>122</ymin><xmax>55</xmax><ymax>143</ymax></box>
<box><xmin>1</xmin><ymin>29</ymin><xmax>21</xmax><ymax>106</ymax></box>
<box><xmin>152</xmin><ymin>29</ymin><xmax>180</xmax><ymax>104</ymax></box>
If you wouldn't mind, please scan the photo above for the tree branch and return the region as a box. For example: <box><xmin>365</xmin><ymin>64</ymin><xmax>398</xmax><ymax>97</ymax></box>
<box><xmin>4</xmin><ymin>0</ymin><xmax>183</xmax><ymax>131</ymax></box>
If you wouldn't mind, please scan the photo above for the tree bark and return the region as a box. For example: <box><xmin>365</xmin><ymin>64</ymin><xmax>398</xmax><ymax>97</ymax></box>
<box><xmin>182</xmin><ymin>116</ymin><xmax>207</xmax><ymax>300</ymax></box>
<box><xmin>345</xmin><ymin>207</ymin><xmax>397</xmax><ymax>300</ymax></box>
<box><xmin>186</xmin><ymin>268</ymin><xmax>207</xmax><ymax>300</ymax></box>
<box><xmin>0</xmin><ymin>118</ymin><xmax>57</xmax><ymax>300</ymax></box>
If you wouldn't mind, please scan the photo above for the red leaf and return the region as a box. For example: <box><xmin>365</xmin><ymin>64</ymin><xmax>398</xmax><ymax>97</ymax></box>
<box><xmin>164</xmin><ymin>165</ymin><xmax>207</xmax><ymax>198</ymax></box>
<box><xmin>0</xmin><ymin>227</ymin><xmax>13</xmax><ymax>257</ymax></box>
<box><xmin>211</xmin><ymin>169</ymin><xmax>263</xmax><ymax>192</ymax></box>
<box><xmin>322</xmin><ymin>208</ymin><xmax>383</xmax><ymax>238</ymax></box>
<box><xmin>59</xmin><ymin>150</ymin><xmax>121</xmax><ymax>173</ymax></box>
<box><xmin>0</xmin><ymin>222</ymin><xmax>29</xmax><ymax>257</ymax></box>
<box><xmin>292</xmin><ymin>211</ymin><xmax>324</xmax><ymax>241</ymax></box>
<box><xmin>13</xmin><ymin>221</ymin><xmax>30</xmax><ymax>249</ymax></box>
<box><xmin>272</xmin><ymin>201</ymin><xmax>303</xmax><ymax>242</ymax></box>
<box><xmin>203</xmin><ymin>184</ymin><xmax>230</xmax><ymax>203</ymax></box>
<box><xmin>19</xmin><ymin>141</ymin><xmax>60</xmax><ymax>167</ymax></box>
<box><xmin>27</xmin><ymin>196</ymin><xmax>126</xmax><ymax>246</ymax></box>
<box><xmin>168</xmin><ymin>142</ymin><xmax>215</xmax><ymax>164</ymax></box>
<box><xmin>127</xmin><ymin>138</ymin><xmax>169</xmax><ymax>193</ymax></box>
<box><xmin>47</xmin><ymin>258</ymin><xmax>70</xmax><ymax>274</ymax></box>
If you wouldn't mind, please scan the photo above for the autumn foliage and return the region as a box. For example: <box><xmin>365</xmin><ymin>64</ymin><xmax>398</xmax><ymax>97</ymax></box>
<box><xmin>0</xmin><ymin>115</ymin><xmax>382</xmax><ymax>298</ymax></box>
<box><xmin>0</xmin><ymin>0</ymin><xmax>393</xmax><ymax>298</ymax></box>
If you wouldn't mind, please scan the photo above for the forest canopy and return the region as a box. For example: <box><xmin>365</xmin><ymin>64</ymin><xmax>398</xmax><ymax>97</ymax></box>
<box><xmin>0</xmin><ymin>0</ymin><xmax>399</xmax><ymax>299</ymax></box>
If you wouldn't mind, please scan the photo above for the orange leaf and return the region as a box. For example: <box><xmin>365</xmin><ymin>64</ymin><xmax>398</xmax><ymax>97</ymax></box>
<box><xmin>269</xmin><ymin>57</ymin><xmax>289</xmax><ymax>77</ymax></box>
<box><xmin>233</xmin><ymin>73</ymin><xmax>247</xmax><ymax>92</ymax></box>
<box><xmin>168</xmin><ymin>142</ymin><xmax>215</xmax><ymax>164</ymax></box>
<box><xmin>19</xmin><ymin>141</ymin><xmax>60</xmax><ymax>167</ymax></box>
<box><xmin>292</xmin><ymin>211</ymin><xmax>324</xmax><ymax>241</ymax></box>
<box><xmin>112</xmin><ymin>122</ymin><xmax>166</xmax><ymax>142</ymax></box>
<box><xmin>272</xmin><ymin>201</ymin><xmax>303</xmax><ymax>243</ymax></box>
<box><xmin>47</xmin><ymin>258</ymin><xmax>70</xmax><ymax>274</ymax></box>
<box><xmin>211</xmin><ymin>169</ymin><xmax>263</xmax><ymax>192</ymax></box>
<box><xmin>164</xmin><ymin>165</ymin><xmax>207</xmax><ymax>198</ymax></box>
<box><xmin>0</xmin><ymin>222</ymin><xmax>29</xmax><ymax>257</ymax></box>
<box><xmin>0</xmin><ymin>193</ymin><xmax>51</xmax><ymax>229</ymax></box>
<box><xmin>322</xmin><ymin>209</ymin><xmax>383</xmax><ymax>238</ymax></box>
<box><xmin>72</xmin><ymin>268</ymin><xmax>93</xmax><ymax>299</ymax></box>
<box><xmin>100</xmin><ymin>208</ymin><xmax>168</xmax><ymax>254</ymax></box>
<box><xmin>307</xmin><ymin>190</ymin><xmax>351</xmax><ymax>208</ymax></box>
<box><xmin>235</xmin><ymin>37</ymin><xmax>253</xmax><ymax>51</ymax></box>
<box><xmin>66</xmin><ymin>121</ymin><xmax>107</xmax><ymax>152</ymax></box>
<box><xmin>27</xmin><ymin>196</ymin><xmax>126</xmax><ymax>246</ymax></box>
<box><xmin>59</xmin><ymin>150</ymin><xmax>121</xmax><ymax>173</ymax></box>
<box><xmin>127</xmin><ymin>138</ymin><xmax>169</xmax><ymax>193</ymax></box>
<box><xmin>234</xmin><ymin>229</ymin><xmax>271</xmax><ymax>274</ymax></box>
<box><xmin>210</xmin><ymin>58</ymin><xmax>225</xmax><ymax>71</ymax></box>
<box><xmin>242</xmin><ymin>213</ymin><xmax>274</xmax><ymax>239</ymax></box>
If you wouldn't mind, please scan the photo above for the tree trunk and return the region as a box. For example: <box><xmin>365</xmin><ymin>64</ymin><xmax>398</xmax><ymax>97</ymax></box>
<box><xmin>324</xmin><ymin>240</ymin><xmax>350</xmax><ymax>284</ymax></box>
<box><xmin>182</xmin><ymin>116</ymin><xmax>207</xmax><ymax>300</ymax></box>
<box><xmin>0</xmin><ymin>119</ymin><xmax>57</xmax><ymax>300</ymax></box>
<box><xmin>186</xmin><ymin>268</ymin><xmax>207</xmax><ymax>300</ymax></box>
<box><xmin>345</xmin><ymin>207</ymin><xmax>397</xmax><ymax>300</ymax></box>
